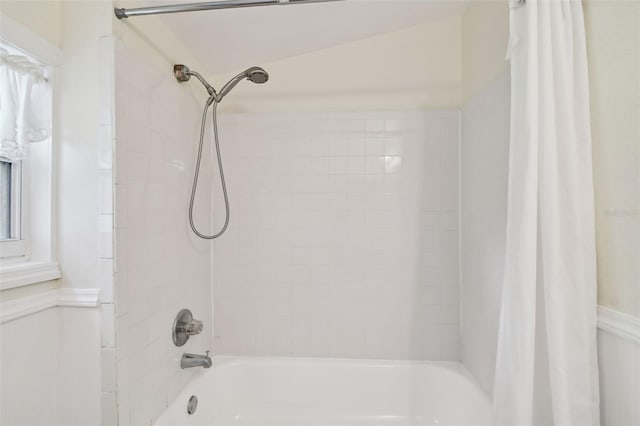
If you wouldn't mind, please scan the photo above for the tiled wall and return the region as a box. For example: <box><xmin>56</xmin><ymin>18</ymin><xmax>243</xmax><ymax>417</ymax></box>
<box><xmin>113</xmin><ymin>42</ymin><xmax>213</xmax><ymax>426</ymax></box>
<box><xmin>97</xmin><ymin>35</ymin><xmax>117</xmax><ymax>426</ymax></box>
<box><xmin>212</xmin><ymin>110</ymin><xmax>460</xmax><ymax>360</ymax></box>
<box><xmin>460</xmin><ymin>73</ymin><xmax>510</xmax><ymax>394</ymax></box>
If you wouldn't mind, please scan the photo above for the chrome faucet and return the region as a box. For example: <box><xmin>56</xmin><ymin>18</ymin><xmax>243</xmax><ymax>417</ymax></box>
<box><xmin>181</xmin><ymin>351</ymin><xmax>212</xmax><ymax>369</ymax></box>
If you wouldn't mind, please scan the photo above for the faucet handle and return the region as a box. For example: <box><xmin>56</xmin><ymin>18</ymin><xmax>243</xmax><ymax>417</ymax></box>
<box><xmin>173</xmin><ymin>309</ymin><xmax>204</xmax><ymax>347</ymax></box>
<box><xmin>186</xmin><ymin>319</ymin><xmax>203</xmax><ymax>335</ymax></box>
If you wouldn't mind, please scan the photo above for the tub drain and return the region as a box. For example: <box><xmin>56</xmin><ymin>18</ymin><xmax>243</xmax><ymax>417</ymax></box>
<box><xmin>187</xmin><ymin>395</ymin><xmax>198</xmax><ymax>415</ymax></box>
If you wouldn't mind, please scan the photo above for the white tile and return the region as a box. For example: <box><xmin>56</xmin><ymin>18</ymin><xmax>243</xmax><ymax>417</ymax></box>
<box><xmin>442</xmin><ymin>210</ymin><xmax>458</xmax><ymax>230</ymax></box>
<box><xmin>211</xmin><ymin>110</ymin><xmax>460</xmax><ymax>361</ymax></box>
<box><xmin>347</xmin><ymin>157</ymin><xmax>366</xmax><ymax>174</ymax></box>
<box><xmin>366</xmin><ymin>119</ymin><xmax>384</xmax><ymax>133</ymax></box>
<box><xmin>347</xmin><ymin>138</ymin><xmax>367</xmax><ymax>157</ymax></box>
<box><xmin>99</xmin><ymin>214</ymin><xmax>114</xmax><ymax>259</ymax></box>
<box><xmin>441</xmin><ymin>324</ymin><xmax>461</xmax><ymax>344</ymax></box>
<box><xmin>101</xmin><ymin>303</ymin><xmax>116</xmax><ymax>348</ymax></box>
<box><xmin>422</xmin><ymin>249</ymin><xmax>441</xmax><ymax>268</ymax></box>
<box><xmin>366</xmin><ymin>138</ymin><xmax>384</xmax><ymax>156</ymax></box>
<box><xmin>328</xmin><ymin>139</ymin><xmax>347</xmax><ymax>156</ymax></box>
<box><xmin>99</xmin><ymin>125</ymin><xmax>114</xmax><ymax>170</ymax></box>
<box><xmin>99</xmin><ymin>170</ymin><xmax>113</xmax><ymax>215</ymax></box>
<box><xmin>101</xmin><ymin>348</ymin><xmax>117</xmax><ymax>393</ymax></box>
<box><xmin>384</xmin><ymin>136</ymin><xmax>403</xmax><ymax>156</ymax></box>
<box><xmin>98</xmin><ymin>259</ymin><xmax>114</xmax><ymax>303</ymax></box>
<box><xmin>328</xmin><ymin>157</ymin><xmax>347</xmax><ymax>174</ymax></box>
<box><xmin>366</xmin><ymin>157</ymin><xmax>384</xmax><ymax>175</ymax></box>
<box><xmin>113</xmin><ymin>44</ymin><xmax>214</xmax><ymax>426</ymax></box>
<box><xmin>423</xmin><ymin>285</ymin><xmax>442</xmax><ymax>304</ymax></box>
<box><xmin>384</xmin><ymin>156</ymin><xmax>402</xmax><ymax>174</ymax></box>
<box><xmin>441</xmin><ymin>343</ymin><xmax>461</xmax><ymax>361</ymax></box>
<box><xmin>442</xmin><ymin>286</ymin><xmax>460</xmax><ymax>305</ymax></box>
<box><xmin>441</xmin><ymin>304</ymin><xmax>460</xmax><ymax>325</ymax></box>
<box><xmin>384</xmin><ymin>119</ymin><xmax>403</xmax><ymax>133</ymax></box>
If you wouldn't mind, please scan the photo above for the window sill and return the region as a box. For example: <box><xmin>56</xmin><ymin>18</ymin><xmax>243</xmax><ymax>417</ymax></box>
<box><xmin>0</xmin><ymin>261</ymin><xmax>61</xmax><ymax>290</ymax></box>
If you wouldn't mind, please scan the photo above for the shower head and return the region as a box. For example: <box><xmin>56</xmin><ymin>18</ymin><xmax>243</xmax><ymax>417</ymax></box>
<box><xmin>218</xmin><ymin>66</ymin><xmax>269</xmax><ymax>101</ymax></box>
<box><xmin>247</xmin><ymin>67</ymin><xmax>269</xmax><ymax>84</ymax></box>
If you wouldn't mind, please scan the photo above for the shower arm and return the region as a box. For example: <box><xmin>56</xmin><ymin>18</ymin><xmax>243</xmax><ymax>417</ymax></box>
<box><xmin>115</xmin><ymin>0</ymin><xmax>343</xmax><ymax>19</ymax></box>
<box><xmin>191</xmin><ymin>71</ymin><xmax>217</xmax><ymax>98</ymax></box>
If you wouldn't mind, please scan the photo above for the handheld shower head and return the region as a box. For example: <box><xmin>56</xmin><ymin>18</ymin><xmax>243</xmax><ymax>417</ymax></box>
<box><xmin>175</xmin><ymin>63</ymin><xmax>270</xmax><ymax>239</ymax></box>
<box><xmin>218</xmin><ymin>67</ymin><xmax>269</xmax><ymax>101</ymax></box>
<box><xmin>246</xmin><ymin>66</ymin><xmax>269</xmax><ymax>84</ymax></box>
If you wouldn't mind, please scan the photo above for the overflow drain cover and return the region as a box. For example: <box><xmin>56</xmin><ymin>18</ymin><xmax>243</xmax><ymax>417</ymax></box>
<box><xmin>187</xmin><ymin>395</ymin><xmax>198</xmax><ymax>415</ymax></box>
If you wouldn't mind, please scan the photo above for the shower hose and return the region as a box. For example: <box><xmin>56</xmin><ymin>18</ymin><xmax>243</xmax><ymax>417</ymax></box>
<box><xmin>188</xmin><ymin>97</ymin><xmax>229</xmax><ymax>239</ymax></box>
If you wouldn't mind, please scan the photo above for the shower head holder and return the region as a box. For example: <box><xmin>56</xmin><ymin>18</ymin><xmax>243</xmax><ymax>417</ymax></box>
<box><xmin>174</xmin><ymin>64</ymin><xmax>191</xmax><ymax>82</ymax></box>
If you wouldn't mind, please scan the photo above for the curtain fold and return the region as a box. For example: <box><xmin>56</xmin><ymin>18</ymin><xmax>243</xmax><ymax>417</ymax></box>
<box><xmin>0</xmin><ymin>47</ymin><xmax>50</xmax><ymax>162</ymax></box>
<box><xmin>493</xmin><ymin>1</ymin><xmax>600</xmax><ymax>425</ymax></box>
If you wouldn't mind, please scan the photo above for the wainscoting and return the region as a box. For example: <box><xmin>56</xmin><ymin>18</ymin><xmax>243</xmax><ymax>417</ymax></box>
<box><xmin>597</xmin><ymin>307</ymin><xmax>640</xmax><ymax>426</ymax></box>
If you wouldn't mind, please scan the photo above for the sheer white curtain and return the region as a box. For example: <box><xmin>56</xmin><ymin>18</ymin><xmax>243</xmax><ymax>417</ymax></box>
<box><xmin>0</xmin><ymin>47</ymin><xmax>50</xmax><ymax>161</ymax></box>
<box><xmin>493</xmin><ymin>1</ymin><xmax>600</xmax><ymax>425</ymax></box>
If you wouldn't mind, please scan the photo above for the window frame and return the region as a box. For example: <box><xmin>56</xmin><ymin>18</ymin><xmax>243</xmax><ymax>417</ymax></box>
<box><xmin>0</xmin><ymin>15</ymin><xmax>62</xmax><ymax>290</ymax></box>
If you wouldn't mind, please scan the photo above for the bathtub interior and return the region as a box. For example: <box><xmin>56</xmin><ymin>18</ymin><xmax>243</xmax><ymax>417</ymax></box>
<box><xmin>154</xmin><ymin>357</ymin><xmax>492</xmax><ymax>426</ymax></box>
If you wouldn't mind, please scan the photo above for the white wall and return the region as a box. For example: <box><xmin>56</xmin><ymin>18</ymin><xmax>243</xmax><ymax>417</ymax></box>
<box><xmin>212</xmin><ymin>18</ymin><xmax>462</xmax><ymax>113</ymax></box>
<box><xmin>1</xmin><ymin>3</ymin><xmax>113</xmax><ymax>426</ymax></box>
<box><xmin>112</xmin><ymin>40</ymin><xmax>213</xmax><ymax>426</ymax></box>
<box><xmin>585</xmin><ymin>0</ymin><xmax>640</xmax><ymax>319</ymax></box>
<box><xmin>0</xmin><ymin>1</ymin><xmax>61</xmax><ymax>47</ymax></box>
<box><xmin>212</xmin><ymin>110</ymin><xmax>460</xmax><ymax>360</ymax></box>
<box><xmin>0</xmin><ymin>0</ymin><xmax>113</xmax><ymax>296</ymax></box>
<box><xmin>461</xmin><ymin>0</ymin><xmax>509</xmax><ymax>103</ymax></box>
<box><xmin>56</xmin><ymin>0</ymin><xmax>113</xmax><ymax>292</ymax></box>
<box><xmin>585</xmin><ymin>4</ymin><xmax>640</xmax><ymax>423</ymax></box>
<box><xmin>0</xmin><ymin>307</ymin><xmax>101</xmax><ymax>426</ymax></box>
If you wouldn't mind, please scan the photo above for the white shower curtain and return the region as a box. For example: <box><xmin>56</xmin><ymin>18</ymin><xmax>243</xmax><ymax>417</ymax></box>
<box><xmin>493</xmin><ymin>1</ymin><xmax>600</xmax><ymax>425</ymax></box>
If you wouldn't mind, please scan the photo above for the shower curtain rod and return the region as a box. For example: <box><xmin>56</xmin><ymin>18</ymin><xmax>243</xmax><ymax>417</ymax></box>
<box><xmin>114</xmin><ymin>0</ymin><xmax>343</xmax><ymax>19</ymax></box>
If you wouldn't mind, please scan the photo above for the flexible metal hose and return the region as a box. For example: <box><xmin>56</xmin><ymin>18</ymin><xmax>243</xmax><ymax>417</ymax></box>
<box><xmin>188</xmin><ymin>97</ymin><xmax>230</xmax><ymax>239</ymax></box>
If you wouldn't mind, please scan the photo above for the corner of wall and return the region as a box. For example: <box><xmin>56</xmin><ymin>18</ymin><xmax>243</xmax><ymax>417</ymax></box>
<box><xmin>461</xmin><ymin>0</ymin><xmax>510</xmax><ymax>104</ymax></box>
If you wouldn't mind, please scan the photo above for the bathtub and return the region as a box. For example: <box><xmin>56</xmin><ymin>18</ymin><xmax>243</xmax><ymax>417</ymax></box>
<box><xmin>154</xmin><ymin>357</ymin><xmax>491</xmax><ymax>426</ymax></box>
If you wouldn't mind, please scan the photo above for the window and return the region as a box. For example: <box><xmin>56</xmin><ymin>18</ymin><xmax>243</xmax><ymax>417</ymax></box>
<box><xmin>0</xmin><ymin>41</ymin><xmax>48</xmax><ymax>261</ymax></box>
<box><xmin>0</xmin><ymin>160</ymin><xmax>13</xmax><ymax>239</ymax></box>
<box><xmin>0</xmin><ymin>159</ymin><xmax>21</xmax><ymax>241</ymax></box>
<box><xmin>0</xmin><ymin>19</ymin><xmax>61</xmax><ymax>289</ymax></box>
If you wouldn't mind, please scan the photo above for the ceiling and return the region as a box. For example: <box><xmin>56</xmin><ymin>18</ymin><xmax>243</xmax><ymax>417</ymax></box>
<box><xmin>120</xmin><ymin>0</ymin><xmax>469</xmax><ymax>74</ymax></box>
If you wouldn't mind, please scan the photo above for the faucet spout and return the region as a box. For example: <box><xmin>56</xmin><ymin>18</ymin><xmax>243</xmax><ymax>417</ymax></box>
<box><xmin>181</xmin><ymin>351</ymin><xmax>212</xmax><ymax>369</ymax></box>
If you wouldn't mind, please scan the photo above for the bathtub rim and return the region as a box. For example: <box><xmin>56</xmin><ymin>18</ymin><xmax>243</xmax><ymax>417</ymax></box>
<box><xmin>204</xmin><ymin>354</ymin><xmax>490</xmax><ymax>399</ymax></box>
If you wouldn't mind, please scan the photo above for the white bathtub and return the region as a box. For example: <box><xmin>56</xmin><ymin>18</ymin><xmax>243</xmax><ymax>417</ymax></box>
<box><xmin>154</xmin><ymin>357</ymin><xmax>491</xmax><ymax>426</ymax></box>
